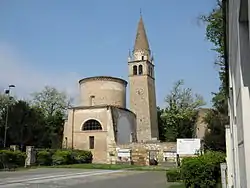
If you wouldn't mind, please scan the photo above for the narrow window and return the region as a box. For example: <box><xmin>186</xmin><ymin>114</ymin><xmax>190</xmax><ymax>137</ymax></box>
<box><xmin>142</xmin><ymin>56</ymin><xmax>144</xmax><ymax>60</ymax></box>
<box><xmin>89</xmin><ymin>136</ymin><xmax>94</xmax><ymax>149</ymax></box>
<box><xmin>133</xmin><ymin>65</ymin><xmax>137</xmax><ymax>75</ymax></box>
<box><xmin>90</xmin><ymin>95</ymin><xmax>95</xmax><ymax>106</ymax></box>
<box><xmin>139</xmin><ymin>65</ymin><xmax>143</xmax><ymax>75</ymax></box>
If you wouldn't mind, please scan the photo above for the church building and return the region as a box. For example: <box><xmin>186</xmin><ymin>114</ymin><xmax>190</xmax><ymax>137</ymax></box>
<box><xmin>63</xmin><ymin>16</ymin><xmax>169</xmax><ymax>164</ymax></box>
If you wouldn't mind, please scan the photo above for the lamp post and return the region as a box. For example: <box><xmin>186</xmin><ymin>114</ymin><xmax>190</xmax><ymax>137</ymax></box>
<box><xmin>3</xmin><ymin>84</ymin><xmax>15</xmax><ymax>148</ymax></box>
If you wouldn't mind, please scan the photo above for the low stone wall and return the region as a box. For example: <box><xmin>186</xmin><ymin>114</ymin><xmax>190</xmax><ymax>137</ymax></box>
<box><xmin>131</xmin><ymin>146</ymin><xmax>148</xmax><ymax>166</ymax></box>
<box><xmin>116</xmin><ymin>142</ymin><xmax>177</xmax><ymax>165</ymax></box>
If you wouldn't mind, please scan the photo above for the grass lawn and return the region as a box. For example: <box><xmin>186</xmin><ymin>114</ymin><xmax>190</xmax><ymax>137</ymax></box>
<box><xmin>45</xmin><ymin>163</ymin><xmax>168</xmax><ymax>171</ymax></box>
<box><xmin>0</xmin><ymin>165</ymin><xmax>38</xmax><ymax>172</ymax></box>
<box><xmin>167</xmin><ymin>182</ymin><xmax>222</xmax><ymax>188</ymax></box>
<box><xmin>1</xmin><ymin>163</ymin><xmax>169</xmax><ymax>172</ymax></box>
<box><xmin>168</xmin><ymin>183</ymin><xmax>185</xmax><ymax>188</ymax></box>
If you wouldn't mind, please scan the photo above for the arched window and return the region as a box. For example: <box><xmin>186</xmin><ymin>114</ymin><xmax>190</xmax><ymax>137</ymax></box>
<box><xmin>82</xmin><ymin>119</ymin><xmax>102</xmax><ymax>131</ymax></box>
<box><xmin>139</xmin><ymin>65</ymin><xmax>143</xmax><ymax>75</ymax></box>
<box><xmin>133</xmin><ymin>65</ymin><xmax>137</xmax><ymax>75</ymax></box>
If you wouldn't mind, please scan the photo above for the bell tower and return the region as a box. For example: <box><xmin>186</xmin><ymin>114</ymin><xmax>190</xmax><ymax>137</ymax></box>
<box><xmin>128</xmin><ymin>16</ymin><xmax>159</xmax><ymax>142</ymax></box>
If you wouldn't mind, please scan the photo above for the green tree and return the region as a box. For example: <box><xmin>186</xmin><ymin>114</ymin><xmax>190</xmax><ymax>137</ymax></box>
<box><xmin>203</xmin><ymin>110</ymin><xmax>227</xmax><ymax>151</ymax></box>
<box><xmin>0</xmin><ymin>93</ymin><xmax>16</xmax><ymax>147</ymax></box>
<box><xmin>160</xmin><ymin>80</ymin><xmax>205</xmax><ymax>141</ymax></box>
<box><xmin>7</xmin><ymin>100</ymin><xmax>32</xmax><ymax>147</ymax></box>
<box><xmin>0</xmin><ymin>93</ymin><xmax>16</xmax><ymax>122</ymax></box>
<box><xmin>201</xmin><ymin>0</ymin><xmax>228</xmax><ymax>151</ymax></box>
<box><xmin>45</xmin><ymin>111</ymin><xmax>65</xmax><ymax>148</ymax></box>
<box><xmin>31</xmin><ymin>86</ymin><xmax>72</xmax><ymax>117</ymax></box>
<box><xmin>31</xmin><ymin>86</ymin><xmax>71</xmax><ymax>148</ymax></box>
<box><xmin>0</xmin><ymin>99</ymin><xmax>46</xmax><ymax>148</ymax></box>
<box><xmin>157</xmin><ymin>107</ymin><xmax>166</xmax><ymax>141</ymax></box>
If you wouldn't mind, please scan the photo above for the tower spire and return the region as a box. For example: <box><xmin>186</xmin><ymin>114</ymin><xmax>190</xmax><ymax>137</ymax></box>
<box><xmin>128</xmin><ymin>15</ymin><xmax>158</xmax><ymax>142</ymax></box>
<box><xmin>133</xmin><ymin>15</ymin><xmax>150</xmax><ymax>52</ymax></box>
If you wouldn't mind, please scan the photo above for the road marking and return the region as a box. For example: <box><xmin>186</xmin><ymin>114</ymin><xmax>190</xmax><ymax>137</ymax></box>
<box><xmin>0</xmin><ymin>170</ymin><xmax>98</xmax><ymax>184</ymax></box>
<box><xmin>0</xmin><ymin>170</ymin><xmax>97</xmax><ymax>182</ymax></box>
<box><xmin>0</xmin><ymin>170</ymin><xmax>124</xmax><ymax>188</ymax></box>
<box><xmin>29</xmin><ymin>170</ymin><xmax>124</xmax><ymax>183</ymax></box>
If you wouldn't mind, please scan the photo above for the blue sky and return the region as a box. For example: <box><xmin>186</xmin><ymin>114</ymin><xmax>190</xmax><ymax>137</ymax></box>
<box><xmin>0</xmin><ymin>0</ymin><xmax>219</xmax><ymax>107</ymax></box>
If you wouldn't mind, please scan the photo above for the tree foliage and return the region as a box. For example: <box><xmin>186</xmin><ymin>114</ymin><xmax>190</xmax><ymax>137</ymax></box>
<box><xmin>203</xmin><ymin>110</ymin><xmax>227</xmax><ymax>151</ymax></box>
<box><xmin>6</xmin><ymin>100</ymin><xmax>44</xmax><ymax>148</ymax></box>
<box><xmin>0</xmin><ymin>86</ymin><xmax>70</xmax><ymax>149</ymax></box>
<box><xmin>201</xmin><ymin>0</ymin><xmax>228</xmax><ymax>151</ymax></box>
<box><xmin>31</xmin><ymin>86</ymin><xmax>72</xmax><ymax>117</ymax></box>
<box><xmin>157</xmin><ymin>107</ymin><xmax>165</xmax><ymax>141</ymax></box>
<box><xmin>0</xmin><ymin>94</ymin><xmax>15</xmax><ymax>127</ymax></box>
<box><xmin>159</xmin><ymin>80</ymin><xmax>205</xmax><ymax>142</ymax></box>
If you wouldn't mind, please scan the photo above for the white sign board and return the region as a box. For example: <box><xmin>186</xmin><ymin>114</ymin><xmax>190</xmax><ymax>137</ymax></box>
<box><xmin>163</xmin><ymin>152</ymin><xmax>176</xmax><ymax>158</ymax></box>
<box><xmin>177</xmin><ymin>138</ymin><xmax>201</xmax><ymax>155</ymax></box>
<box><xmin>117</xmin><ymin>149</ymin><xmax>131</xmax><ymax>158</ymax></box>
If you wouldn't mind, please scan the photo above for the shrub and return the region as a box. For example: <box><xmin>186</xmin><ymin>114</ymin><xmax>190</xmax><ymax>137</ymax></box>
<box><xmin>72</xmin><ymin>150</ymin><xmax>92</xmax><ymax>164</ymax></box>
<box><xmin>37</xmin><ymin>150</ymin><xmax>52</xmax><ymax>166</ymax></box>
<box><xmin>166</xmin><ymin>168</ymin><xmax>181</xmax><ymax>182</ymax></box>
<box><xmin>52</xmin><ymin>150</ymin><xmax>74</xmax><ymax>165</ymax></box>
<box><xmin>36</xmin><ymin>149</ymin><xmax>92</xmax><ymax>166</ymax></box>
<box><xmin>181</xmin><ymin>151</ymin><xmax>225</xmax><ymax>188</ymax></box>
<box><xmin>13</xmin><ymin>150</ymin><xmax>26</xmax><ymax>166</ymax></box>
<box><xmin>0</xmin><ymin>150</ymin><xmax>26</xmax><ymax>168</ymax></box>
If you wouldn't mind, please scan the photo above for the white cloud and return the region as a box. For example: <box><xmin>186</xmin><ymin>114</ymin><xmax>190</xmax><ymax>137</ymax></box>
<box><xmin>0</xmin><ymin>43</ymin><xmax>81</xmax><ymax>102</ymax></box>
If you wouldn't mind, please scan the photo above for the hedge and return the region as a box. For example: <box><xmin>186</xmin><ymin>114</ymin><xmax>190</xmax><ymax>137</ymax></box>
<box><xmin>71</xmin><ymin>149</ymin><xmax>93</xmax><ymax>164</ymax></box>
<box><xmin>36</xmin><ymin>149</ymin><xmax>93</xmax><ymax>166</ymax></box>
<box><xmin>36</xmin><ymin>150</ymin><xmax>52</xmax><ymax>166</ymax></box>
<box><xmin>166</xmin><ymin>168</ymin><xmax>181</xmax><ymax>182</ymax></box>
<box><xmin>180</xmin><ymin>151</ymin><xmax>225</xmax><ymax>188</ymax></box>
<box><xmin>0</xmin><ymin>150</ymin><xmax>26</xmax><ymax>169</ymax></box>
<box><xmin>0</xmin><ymin>149</ymin><xmax>92</xmax><ymax>168</ymax></box>
<box><xmin>52</xmin><ymin>150</ymin><xmax>74</xmax><ymax>165</ymax></box>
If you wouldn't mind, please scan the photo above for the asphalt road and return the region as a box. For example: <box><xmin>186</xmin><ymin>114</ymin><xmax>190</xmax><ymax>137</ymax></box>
<box><xmin>0</xmin><ymin>168</ymin><xmax>168</xmax><ymax>188</ymax></box>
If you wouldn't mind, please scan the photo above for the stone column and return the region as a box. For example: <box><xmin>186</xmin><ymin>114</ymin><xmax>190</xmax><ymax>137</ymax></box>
<box><xmin>220</xmin><ymin>163</ymin><xmax>227</xmax><ymax>188</ymax></box>
<box><xmin>10</xmin><ymin>145</ymin><xmax>19</xmax><ymax>151</ymax></box>
<box><xmin>25</xmin><ymin>146</ymin><xmax>36</xmax><ymax>167</ymax></box>
<box><xmin>225</xmin><ymin>125</ymin><xmax>234</xmax><ymax>187</ymax></box>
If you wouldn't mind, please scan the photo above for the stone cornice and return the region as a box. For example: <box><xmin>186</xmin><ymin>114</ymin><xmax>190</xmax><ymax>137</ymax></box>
<box><xmin>69</xmin><ymin>104</ymin><xmax>136</xmax><ymax>117</ymax></box>
<box><xmin>79</xmin><ymin>76</ymin><xmax>128</xmax><ymax>86</ymax></box>
<box><xmin>128</xmin><ymin>60</ymin><xmax>155</xmax><ymax>67</ymax></box>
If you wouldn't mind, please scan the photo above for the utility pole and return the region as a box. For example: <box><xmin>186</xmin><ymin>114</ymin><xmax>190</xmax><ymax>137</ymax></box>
<box><xmin>3</xmin><ymin>84</ymin><xmax>15</xmax><ymax>148</ymax></box>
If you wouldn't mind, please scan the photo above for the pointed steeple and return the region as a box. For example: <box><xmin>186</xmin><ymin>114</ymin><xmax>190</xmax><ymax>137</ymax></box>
<box><xmin>134</xmin><ymin>16</ymin><xmax>150</xmax><ymax>51</ymax></box>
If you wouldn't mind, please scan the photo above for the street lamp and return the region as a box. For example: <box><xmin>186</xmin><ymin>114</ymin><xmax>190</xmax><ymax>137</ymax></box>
<box><xmin>3</xmin><ymin>84</ymin><xmax>15</xmax><ymax>148</ymax></box>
